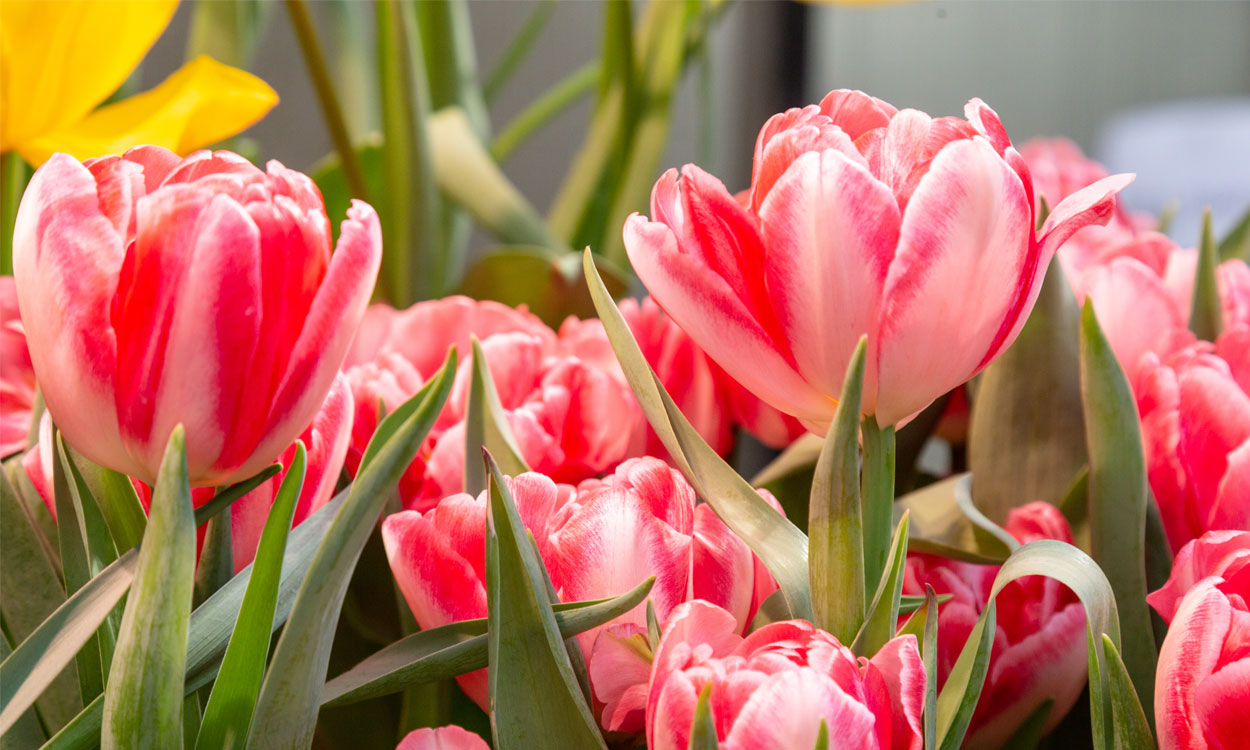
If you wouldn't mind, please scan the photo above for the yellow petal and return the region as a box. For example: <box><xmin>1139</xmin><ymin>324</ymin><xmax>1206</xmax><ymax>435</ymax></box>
<box><xmin>18</xmin><ymin>55</ymin><xmax>279</xmax><ymax>166</ymax></box>
<box><xmin>0</xmin><ymin>0</ymin><xmax>178</xmax><ymax>151</ymax></box>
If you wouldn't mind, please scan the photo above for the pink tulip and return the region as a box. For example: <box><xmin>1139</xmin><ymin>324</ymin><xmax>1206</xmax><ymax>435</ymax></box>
<box><xmin>1137</xmin><ymin>347</ymin><xmax>1250</xmax><ymax>552</ymax></box>
<box><xmin>902</xmin><ymin>502</ymin><xmax>1087</xmax><ymax>748</ymax></box>
<box><xmin>642</xmin><ymin>600</ymin><xmax>924</xmax><ymax>750</ymax></box>
<box><xmin>1153</xmin><ymin>553</ymin><xmax>1249</xmax><ymax>749</ymax></box>
<box><xmin>1148</xmin><ymin>530</ymin><xmax>1250</xmax><ymax>625</ymax></box>
<box><xmin>395</xmin><ymin>726</ymin><xmax>488</xmax><ymax>750</ymax></box>
<box><xmin>12</xmin><ymin>147</ymin><xmax>379</xmax><ymax>486</ymax></box>
<box><xmin>624</xmin><ymin>90</ymin><xmax>1132</xmax><ymax>428</ymax></box>
<box><xmin>0</xmin><ymin>276</ymin><xmax>37</xmax><ymax>457</ymax></box>
<box><xmin>381</xmin><ymin>459</ymin><xmax>775</xmax><ymax>713</ymax></box>
<box><xmin>21</xmin><ymin>374</ymin><xmax>352</xmax><ymax>572</ymax></box>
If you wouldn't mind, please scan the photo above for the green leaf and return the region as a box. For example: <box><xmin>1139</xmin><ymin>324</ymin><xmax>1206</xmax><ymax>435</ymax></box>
<box><xmin>688</xmin><ymin>683</ymin><xmax>720</xmax><ymax>750</ymax></box>
<box><xmin>195</xmin><ymin>444</ymin><xmax>306</xmax><ymax>750</ymax></box>
<box><xmin>484</xmin><ymin>454</ymin><xmax>606</xmax><ymax>749</ymax></box>
<box><xmin>1101</xmin><ymin>634</ymin><xmax>1155</xmax><ymax>748</ymax></box>
<box><xmin>851</xmin><ymin>511</ymin><xmax>909</xmax><ymax>658</ymax></box>
<box><xmin>38</xmin><ymin>482</ymin><xmax>353</xmax><ymax>750</ymax></box>
<box><xmin>101</xmin><ymin>427</ymin><xmax>196</xmax><ymax>749</ymax></box>
<box><xmin>970</xmin><ymin>257</ymin><xmax>1088</xmax><ymax>519</ymax></box>
<box><xmin>936</xmin><ymin>540</ymin><xmax>1128</xmax><ymax>750</ymax></box>
<box><xmin>186</xmin><ymin>0</ymin><xmax>272</xmax><ymax>68</ymax></box>
<box><xmin>0</xmin><ymin>464</ymin><xmax>258</xmax><ymax>739</ymax></box>
<box><xmin>458</xmin><ymin>247</ymin><xmax>629</xmax><ymax>328</ymax></box>
<box><xmin>809</xmin><ymin>337</ymin><xmax>866</xmax><ymax>641</ymax></box>
<box><xmin>0</xmin><ymin>632</ymin><xmax>45</xmax><ymax>749</ymax></box>
<box><xmin>748</xmin><ymin>590</ymin><xmax>794</xmax><ymax>632</ymax></box>
<box><xmin>1002</xmin><ymin>699</ymin><xmax>1052</xmax><ymax>749</ymax></box>
<box><xmin>321</xmin><ymin>576</ymin><xmax>655</xmax><ymax>708</ymax></box>
<box><xmin>376</xmin><ymin>0</ymin><xmax>441</xmax><ymax>303</ymax></box>
<box><xmin>1218</xmin><ymin>202</ymin><xmax>1250</xmax><ymax>261</ymax></box>
<box><xmin>812</xmin><ymin>720</ymin><xmax>829</xmax><ymax>750</ymax></box>
<box><xmin>66</xmin><ymin>452</ymin><xmax>147</xmax><ymax>553</ymax></box>
<box><xmin>1079</xmin><ymin>300</ymin><xmax>1157</xmax><ymax>723</ymax></box>
<box><xmin>1190</xmin><ymin>208</ymin><xmax>1223</xmax><ymax>341</ymax></box>
<box><xmin>192</xmin><ymin>513</ymin><xmax>232</xmax><ymax>608</ymax></box>
<box><xmin>429</xmin><ymin>109</ymin><xmax>570</xmax><ymax>255</ymax></box>
<box><xmin>483</xmin><ymin>0</ymin><xmax>556</xmax><ymax>102</ymax></box>
<box><xmin>860</xmin><ymin>415</ymin><xmax>896</xmax><ymax>596</ymax></box>
<box><xmin>584</xmin><ymin>250</ymin><xmax>813</xmax><ymax>622</ymax></box>
<box><xmin>491</xmin><ymin>62</ymin><xmax>599</xmax><ymax>163</ymax></box>
<box><xmin>311</xmin><ymin>138</ymin><xmax>386</xmax><ymax>246</ymax></box>
<box><xmin>464</xmin><ymin>337</ymin><xmax>531</xmax><ymax>496</ymax></box>
<box><xmin>750</xmin><ymin>433</ymin><xmax>823</xmax><ymax>488</ymax></box>
<box><xmin>922</xmin><ymin>585</ymin><xmax>939</xmax><ymax>750</ymax></box>
<box><xmin>647</xmin><ymin>599</ymin><xmax>662</xmax><ymax>652</ymax></box>
<box><xmin>246</xmin><ymin>353</ymin><xmax>455</xmax><ymax>749</ymax></box>
<box><xmin>953</xmin><ymin>474</ymin><xmax>1019</xmax><ymax>554</ymax></box>
<box><xmin>894</xmin><ymin>475</ymin><xmax>1012</xmax><ymax>565</ymax></box>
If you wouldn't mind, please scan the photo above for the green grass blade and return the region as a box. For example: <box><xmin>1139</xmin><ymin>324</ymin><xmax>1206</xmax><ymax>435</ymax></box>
<box><xmin>1080</xmin><ymin>301</ymin><xmax>1157</xmax><ymax>723</ymax></box>
<box><xmin>484</xmin><ymin>454</ymin><xmax>606</xmax><ymax>749</ymax></box>
<box><xmin>809</xmin><ymin>338</ymin><xmax>866</xmax><ymax>642</ymax></box>
<box><xmin>246</xmin><ymin>353</ymin><xmax>455</xmax><ymax>749</ymax></box>
<box><xmin>195</xmin><ymin>445</ymin><xmax>306</xmax><ymax>750</ymax></box>
<box><xmin>321</xmin><ymin>577</ymin><xmax>654</xmax><ymax>708</ymax></box>
<box><xmin>101</xmin><ymin>427</ymin><xmax>196</xmax><ymax>749</ymax></box>
<box><xmin>584</xmin><ymin>250</ymin><xmax>813</xmax><ymax>621</ymax></box>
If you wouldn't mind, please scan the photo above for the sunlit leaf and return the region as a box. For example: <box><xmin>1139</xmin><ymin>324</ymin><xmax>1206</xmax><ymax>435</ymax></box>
<box><xmin>894</xmin><ymin>475</ymin><xmax>1011</xmax><ymax>565</ymax></box>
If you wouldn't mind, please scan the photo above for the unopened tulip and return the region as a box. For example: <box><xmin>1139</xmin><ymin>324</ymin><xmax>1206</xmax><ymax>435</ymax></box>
<box><xmin>381</xmin><ymin>459</ymin><xmax>775</xmax><ymax>712</ymax></box>
<box><xmin>1152</xmin><ymin>532</ymin><xmax>1249</xmax><ymax>750</ymax></box>
<box><xmin>644</xmin><ymin>600</ymin><xmax>924</xmax><ymax>750</ymax></box>
<box><xmin>0</xmin><ymin>277</ymin><xmax>37</xmax><ymax>457</ymax></box>
<box><xmin>624</xmin><ymin>90</ymin><xmax>1132</xmax><ymax>428</ymax></box>
<box><xmin>395</xmin><ymin>726</ymin><xmax>488</xmax><ymax>750</ymax></box>
<box><xmin>13</xmin><ymin>147</ymin><xmax>380</xmax><ymax>486</ymax></box>
<box><xmin>1138</xmin><ymin>348</ymin><xmax>1250</xmax><ymax>552</ymax></box>
<box><xmin>902</xmin><ymin>502</ymin><xmax>1087</xmax><ymax>748</ymax></box>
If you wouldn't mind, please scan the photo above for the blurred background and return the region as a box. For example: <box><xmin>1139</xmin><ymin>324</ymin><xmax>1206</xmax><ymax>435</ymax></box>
<box><xmin>140</xmin><ymin>0</ymin><xmax>1250</xmax><ymax>251</ymax></box>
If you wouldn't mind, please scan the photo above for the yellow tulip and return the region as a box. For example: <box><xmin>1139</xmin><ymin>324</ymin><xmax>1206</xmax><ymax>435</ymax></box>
<box><xmin>0</xmin><ymin>0</ymin><xmax>278</xmax><ymax>166</ymax></box>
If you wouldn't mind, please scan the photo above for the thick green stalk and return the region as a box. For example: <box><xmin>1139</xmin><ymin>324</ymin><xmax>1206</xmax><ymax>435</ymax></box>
<box><xmin>2</xmin><ymin>152</ymin><xmax>30</xmax><ymax>275</ymax></box>
<box><xmin>861</xmin><ymin>416</ymin><xmax>896</xmax><ymax>593</ymax></box>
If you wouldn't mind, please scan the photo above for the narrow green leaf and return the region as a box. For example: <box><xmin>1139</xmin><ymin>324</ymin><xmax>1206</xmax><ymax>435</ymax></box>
<box><xmin>585</xmin><ymin>250</ymin><xmax>812</xmax><ymax>621</ymax></box>
<box><xmin>894</xmin><ymin>475</ymin><xmax>1012</xmax><ymax>565</ymax></box>
<box><xmin>750</xmin><ymin>433</ymin><xmax>823</xmax><ymax>488</ymax></box>
<box><xmin>0</xmin><ymin>632</ymin><xmax>45</xmax><ymax>749</ymax></box>
<box><xmin>186</xmin><ymin>0</ymin><xmax>272</xmax><ymax>68</ymax></box>
<box><xmin>322</xmin><ymin>577</ymin><xmax>655</xmax><ymax>708</ymax></box>
<box><xmin>922</xmin><ymin>585</ymin><xmax>939</xmax><ymax>750</ymax></box>
<box><xmin>970</xmin><ymin>257</ymin><xmax>1088</xmax><ymax>519</ymax></box>
<box><xmin>860</xmin><ymin>415</ymin><xmax>896</xmax><ymax>596</ymax></box>
<box><xmin>0</xmin><ymin>153</ymin><xmax>30</xmax><ymax>276</ymax></box>
<box><xmin>483</xmin><ymin>0</ymin><xmax>556</xmax><ymax>102</ymax></box>
<box><xmin>748</xmin><ymin>590</ymin><xmax>793</xmax><ymax>632</ymax></box>
<box><xmin>195</xmin><ymin>445</ymin><xmax>306</xmax><ymax>750</ymax></box>
<box><xmin>246</xmin><ymin>353</ymin><xmax>455</xmax><ymax>749</ymax></box>
<box><xmin>1079</xmin><ymin>300</ymin><xmax>1157</xmax><ymax>723</ymax></box>
<box><xmin>1190</xmin><ymin>208</ymin><xmax>1223</xmax><ymax>341</ymax></box>
<box><xmin>809</xmin><ymin>338</ymin><xmax>866</xmax><ymax>641</ymax></box>
<box><xmin>851</xmin><ymin>512</ymin><xmax>910</xmax><ymax>658</ymax></box>
<box><xmin>464</xmin><ymin>337</ymin><xmax>531</xmax><ymax>495</ymax></box>
<box><xmin>688</xmin><ymin>683</ymin><xmax>720</xmax><ymax>750</ymax></box>
<box><xmin>485</xmin><ymin>454</ymin><xmax>606</xmax><ymax>748</ymax></box>
<box><xmin>813</xmin><ymin>720</ymin><xmax>829</xmax><ymax>750</ymax></box>
<box><xmin>647</xmin><ymin>600</ymin><xmax>662</xmax><ymax>652</ymax></box>
<box><xmin>936</xmin><ymin>540</ymin><xmax>1124</xmax><ymax>750</ymax></box>
<box><xmin>101</xmin><ymin>427</ymin><xmax>196</xmax><ymax>749</ymax></box>
<box><xmin>491</xmin><ymin>62</ymin><xmax>600</xmax><ymax>163</ymax></box>
<box><xmin>37</xmin><ymin>483</ymin><xmax>353</xmax><ymax>750</ymax></box>
<box><xmin>1143</xmin><ymin>491</ymin><xmax>1173</xmax><ymax>647</ymax></box>
<box><xmin>376</xmin><ymin>0</ymin><xmax>441</xmax><ymax>303</ymax></box>
<box><xmin>1101</xmin><ymin>634</ymin><xmax>1154</xmax><ymax>749</ymax></box>
<box><xmin>66</xmin><ymin>453</ymin><xmax>147</xmax><ymax>554</ymax></box>
<box><xmin>192</xmin><ymin>513</ymin><xmax>232</xmax><ymax>608</ymax></box>
<box><xmin>1218</xmin><ymin>202</ymin><xmax>1250</xmax><ymax>261</ymax></box>
<box><xmin>430</xmin><ymin>108</ymin><xmax>570</xmax><ymax>254</ymax></box>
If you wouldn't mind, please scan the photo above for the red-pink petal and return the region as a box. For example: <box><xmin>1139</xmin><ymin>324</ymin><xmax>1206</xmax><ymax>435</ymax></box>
<box><xmin>395</xmin><ymin>726</ymin><xmax>488</xmax><ymax>750</ymax></box>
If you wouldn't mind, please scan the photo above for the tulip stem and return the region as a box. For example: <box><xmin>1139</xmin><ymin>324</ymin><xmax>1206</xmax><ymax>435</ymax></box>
<box><xmin>1</xmin><ymin>152</ymin><xmax>29</xmax><ymax>276</ymax></box>
<box><xmin>284</xmin><ymin>0</ymin><xmax>371</xmax><ymax>205</ymax></box>
<box><xmin>860</xmin><ymin>416</ymin><xmax>896</xmax><ymax>594</ymax></box>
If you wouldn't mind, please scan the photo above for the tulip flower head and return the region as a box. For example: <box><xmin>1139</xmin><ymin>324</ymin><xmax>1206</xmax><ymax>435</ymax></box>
<box><xmin>0</xmin><ymin>277</ymin><xmax>37</xmax><ymax>457</ymax></box>
<box><xmin>624</xmin><ymin>90</ymin><xmax>1132</xmax><ymax>428</ymax></box>
<box><xmin>13</xmin><ymin>147</ymin><xmax>381</xmax><ymax>486</ymax></box>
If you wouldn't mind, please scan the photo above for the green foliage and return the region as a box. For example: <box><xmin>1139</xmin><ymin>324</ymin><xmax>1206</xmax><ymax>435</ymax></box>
<box><xmin>463</xmin><ymin>337</ymin><xmax>531</xmax><ymax>496</ymax></box>
<box><xmin>688</xmin><ymin>683</ymin><xmax>720</xmax><ymax>750</ymax></box>
<box><xmin>1190</xmin><ymin>209</ymin><xmax>1224</xmax><ymax>341</ymax></box>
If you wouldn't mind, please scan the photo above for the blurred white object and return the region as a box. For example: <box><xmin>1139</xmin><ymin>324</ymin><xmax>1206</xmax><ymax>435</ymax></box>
<box><xmin>1097</xmin><ymin>98</ymin><xmax>1250</xmax><ymax>246</ymax></box>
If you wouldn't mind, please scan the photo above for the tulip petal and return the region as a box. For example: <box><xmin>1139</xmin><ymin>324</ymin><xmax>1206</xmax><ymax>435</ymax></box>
<box><xmin>722</xmin><ymin>669</ymin><xmax>877</xmax><ymax>750</ymax></box>
<box><xmin>13</xmin><ymin>154</ymin><xmax>139</xmax><ymax>476</ymax></box>
<box><xmin>749</xmin><ymin>106</ymin><xmax>866</xmax><ymax>212</ymax></box>
<box><xmin>396</xmin><ymin>726</ymin><xmax>489</xmax><ymax>750</ymax></box>
<box><xmin>876</xmin><ymin>138</ymin><xmax>1032</xmax><ymax>425</ymax></box>
<box><xmin>1211</xmin><ymin>439</ymin><xmax>1250</xmax><ymax>533</ymax></box>
<box><xmin>692</xmin><ymin>504</ymin><xmax>756</xmax><ymax>632</ymax></box>
<box><xmin>867</xmin><ymin>636</ymin><xmax>927</xmax><ymax>750</ymax></box>
<box><xmin>1039</xmin><ymin>173</ymin><xmax>1137</xmax><ymax>265</ymax></box>
<box><xmin>589</xmin><ymin>625</ymin><xmax>654</xmax><ymax>733</ymax></box>
<box><xmin>625</xmin><ymin>213</ymin><xmax>833</xmax><ymax>424</ymax></box>
<box><xmin>1194</xmin><ymin>654</ymin><xmax>1250</xmax><ymax>750</ymax></box>
<box><xmin>1177</xmin><ymin>365</ymin><xmax>1250</xmax><ymax>510</ymax></box>
<box><xmin>816</xmin><ymin>89</ymin><xmax>898</xmax><ymax>141</ymax></box>
<box><xmin>759</xmin><ymin>148</ymin><xmax>898</xmax><ymax>410</ymax></box>
<box><xmin>1156</xmin><ymin>581</ymin><xmax>1232</xmax><ymax>750</ymax></box>
<box><xmin>0</xmin><ymin>0</ymin><xmax>177</xmax><ymax>152</ymax></box>
<box><xmin>237</xmin><ymin>200</ymin><xmax>381</xmax><ymax>482</ymax></box>
<box><xmin>18</xmin><ymin>56</ymin><xmax>278</xmax><ymax>166</ymax></box>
